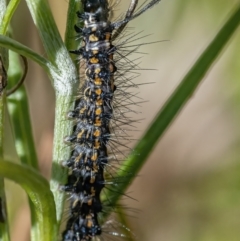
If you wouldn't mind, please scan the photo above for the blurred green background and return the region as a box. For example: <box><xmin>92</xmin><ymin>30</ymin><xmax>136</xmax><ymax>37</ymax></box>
<box><xmin>5</xmin><ymin>0</ymin><xmax>240</xmax><ymax>240</ymax></box>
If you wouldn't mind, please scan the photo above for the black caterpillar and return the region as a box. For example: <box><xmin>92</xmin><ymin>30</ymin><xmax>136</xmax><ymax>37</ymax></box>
<box><xmin>62</xmin><ymin>1</ymin><xmax>161</xmax><ymax>240</ymax></box>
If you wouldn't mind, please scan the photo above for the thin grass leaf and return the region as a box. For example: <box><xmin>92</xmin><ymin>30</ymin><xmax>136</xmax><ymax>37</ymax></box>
<box><xmin>0</xmin><ymin>0</ymin><xmax>20</xmax><ymax>35</ymax></box>
<box><xmin>0</xmin><ymin>35</ymin><xmax>53</xmax><ymax>73</ymax></box>
<box><xmin>7</xmin><ymin>50</ymin><xmax>39</xmax><ymax>169</ymax></box>
<box><xmin>102</xmin><ymin>3</ymin><xmax>240</xmax><ymax>220</ymax></box>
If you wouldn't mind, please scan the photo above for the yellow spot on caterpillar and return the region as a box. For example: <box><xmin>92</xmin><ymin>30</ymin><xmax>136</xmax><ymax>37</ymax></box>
<box><xmin>90</xmin><ymin>57</ymin><xmax>99</xmax><ymax>64</ymax></box>
<box><xmin>105</xmin><ymin>33</ymin><xmax>111</xmax><ymax>40</ymax></box>
<box><xmin>95</xmin><ymin>89</ymin><xmax>102</xmax><ymax>96</ymax></box>
<box><xmin>94</xmin><ymin>140</ymin><xmax>100</xmax><ymax>149</ymax></box>
<box><xmin>77</xmin><ymin>129</ymin><xmax>84</xmax><ymax>139</ymax></box>
<box><xmin>87</xmin><ymin>219</ymin><xmax>93</xmax><ymax>228</ymax></box>
<box><xmin>87</xmin><ymin>199</ymin><xmax>92</xmax><ymax>206</ymax></box>
<box><xmin>109</xmin><ymin>63</ymin><xmax>114</xmax><ymax>72</ymax></box>
<box><xmin>90</xmin><ymin>176</ymin><xmax>95</xmax><ymax>183</ymax></box>
<box><xmin>96</xmin><ymin>99</ymin><xmax>103</xmax><ymax>105</ymax></box>
<box><xmin>94</xmin><ymin>129</ymin><xmax>101</xmax><ymax>137</ymax></box>
<box><xmin>95</xmin><ymin>107</ymin><xmax>102</xmax><ymax>115</ymax></box>
<box><xmin>91</xmin><ymin>152</ymin><xmax>98</xmax><ymax>161</ymax></box>
<box><xmin>95</xmin><ymin>118</ymin><xmax>102</xmax><ymax>126</ymax></box>
<box><xmin>80</xmin><ymin>106</ymin><xmax>86</xmax><ymax>114</ymax></box>
<box><xmin>95</xmin><ymin>77</ymin><xmax>102</xmax><ymax>85</ymax></box>
<box><xmin>95</xmin><ymin>68</ymin><xmax>101</xmax><ymax>74</ymax></box>
<box><xmin>89</xmin><ymin>34</ymin><xmax>99</xmax><ymax>42</ymax></box>
<box><xmin>91</xmin><ymin>187</ymin><xmax>96</xmax><ymax>195</ymax></box>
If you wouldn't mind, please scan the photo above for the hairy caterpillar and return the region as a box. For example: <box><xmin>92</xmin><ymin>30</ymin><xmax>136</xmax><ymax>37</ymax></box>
<box><xmin>62</xmin><ymin>1</ymin><xmax>161</xmax><ymax>240</ymax></box>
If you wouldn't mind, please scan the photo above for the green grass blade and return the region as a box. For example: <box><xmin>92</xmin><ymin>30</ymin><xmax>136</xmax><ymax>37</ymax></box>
<box><xmin>1</xmin><ymin>1</ymin><xmax>51</xmax><ymax>237</ymax></box>
<box><xmin>102</xmin><ymin>3</ymin><xmax>240</xmax><ymax>219</ymax></box>
<box><xmin>0</xmin><ymin>0</ymin><xmax>20</xmax><ymax>35</ymax></box>
<box><xmin>0</xmin><ymin>160</ymin><xmax>57</xmax><ymax>241</ymax></box>
<box><xmin>7</xmin><ymin>50</ymin><xmax>39</xmax><ymax>169</ymax></box>
<box><xmin>50</xmin><ymin>94</ymin><xmax>75</xmax><ymax>225</ymax></box>
<box><xmin>7</xmin><ymin>50</ymin><xmax>44</xmax><ymax>241</ymax></box>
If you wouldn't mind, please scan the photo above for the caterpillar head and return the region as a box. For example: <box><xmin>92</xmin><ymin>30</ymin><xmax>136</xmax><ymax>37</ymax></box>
<box><xmin>82</xmin><ymin>0</ymin><xmax>109</xmax><ymax>21</ymax></box>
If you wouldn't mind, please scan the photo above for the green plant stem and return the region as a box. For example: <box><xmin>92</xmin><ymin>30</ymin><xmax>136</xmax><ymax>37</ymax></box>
<box><xmin>0</xmin><ymin>94</ymin><xmax>10</xmax><ymax>241</ymax></box>
<box><xmin>24</xmin><ymin>0</ymin><xmax>78</xmax><ymax>231</ymax></box>
<box><xmin>0</xmin><ymin>34</ymin><xmax>6</xmax><ymax>160</ymax></box>
<box><xmin>25</xmin><ymin>0</ymin><xmax>67</xmax><ymax>64</ymax></box>
<box><xmin>0</xmin><ymin>78</ymin><xmax>9</xmax><ymax>241</ymax></box>
<box><xmin>1</xmin><ymin>4</ymin><xmax>47</xmax><ymax>238</ymax></box>
<box><xmin>0</xmin><ymin>0</ymin><xmax>10</xmax><ymax>239</ymax></box>
<box><xmin>0</xmin><ymin>91</ymin><xmax>5</xmax><ymax>158</ymax></box>
<box><xmin>0</xmin><ymin>0</ymin><xmax>20</xmax><ymax>35</ymax></box>
<box><xmin>50</xmin><ymin>94</ymin><xmax>75</xmax><ymax>227</ymax></box>
<box><xmin>1</xmin><ymin>0</ymin><xmax>79</xmax><ymax>239</ymax></box>
<box><xmin>0</xmin><ymin>62</ymin><xmax>6</xmax><ymax>158</ymax></box>
<box><xmin>0</xmin><ymin>160</ymin><xmax>57</xmax><ymax>241</ymax></box>
<box><xmin>102</xmin><ymin>3</ymin><xmax>240</xmax><ymax>220</ymax></box>
<box><xmin>25</xmin><ymin>0</ymin><xmax>77</xmax><ymax>92</ymax></box>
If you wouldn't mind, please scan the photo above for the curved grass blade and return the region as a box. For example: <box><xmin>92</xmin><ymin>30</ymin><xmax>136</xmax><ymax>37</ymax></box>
<box><xmin>102</xmin><ymin>3</ymin><xmax>240</xmax><ymax>219</ymax></box>
<box><xmin>0</xmin><ymin>160</ymin><xmax>57</xmax><ymax>241</ymax></box>
<box><xmin>0</xmin><ymin>35</ymin><xmax>53</xmax><ymax>73</ymax></box>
